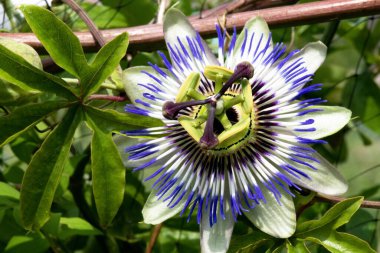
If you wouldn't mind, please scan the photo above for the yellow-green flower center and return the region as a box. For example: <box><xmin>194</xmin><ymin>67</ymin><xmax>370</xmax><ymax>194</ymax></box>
<box><xmin>163</xmin><ymin>62</ymin><xmax>256</xmax><ymax>155</ymax></box>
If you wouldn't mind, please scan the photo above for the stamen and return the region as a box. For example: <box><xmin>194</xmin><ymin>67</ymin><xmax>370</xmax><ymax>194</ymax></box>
<box><xmin>163</xmin><ymin>99</ymin><xmax>210</xmax><ymax>119</ymax></box>
<box><xmin>215</xmin><ymin>61</ymin><xmax>254</xmax><ymax>99</ymax></box>
<box><xmin>200</xmin><ymin>100</ymin><xmax>219</xmax><ymax>149</ymax></box>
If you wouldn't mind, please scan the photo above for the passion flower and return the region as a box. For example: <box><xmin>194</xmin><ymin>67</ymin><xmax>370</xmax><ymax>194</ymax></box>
<box><xmin>123</xmin><ymin>9</ymin><xmax>351</xmax><ymax>253</ymax></box>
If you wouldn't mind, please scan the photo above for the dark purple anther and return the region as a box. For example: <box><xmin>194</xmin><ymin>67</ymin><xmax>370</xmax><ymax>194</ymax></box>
<box><xmin>200</xmin><ymin>100</ymin><xmax>219</xmax><ymax>149</ymax></box>
<box><xmin>163</xmin><ymin>99</ymin><xmax>210</xmax><ymax>119</ymax></box>
<box><xmin>215</xmin><ymin>61</ymin><xmax>254</xmax><ymax>99</ymax></box>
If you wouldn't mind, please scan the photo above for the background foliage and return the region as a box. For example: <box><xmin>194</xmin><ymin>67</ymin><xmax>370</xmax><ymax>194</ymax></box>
<box><xmin>0</xmin><ymin>0</ymin><xmax>380</xmax><ymax>252</ymax></box>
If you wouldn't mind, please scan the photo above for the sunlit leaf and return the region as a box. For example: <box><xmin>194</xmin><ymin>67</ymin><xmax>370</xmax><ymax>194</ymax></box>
<box><xmin>0</xmin><ymin>44</ymin><xmax>76</xmax><ymax>100</ymax></box>
<box><xmin>296</xmin><ymin>196</ymin><xmax>363</xmax><ymax>236</ymax></box>
<box><xmin>0</xmin><ymin>37</ymin><xmax>42</xmax><ymax>70</ymax></box>
<box><xmin>59</xmin><ymin>217</ymin><xmax>102</xmax><ymax>239</ymax></box>
<box><xmin>0</xmin><ymin>182</ymin><xmax>19</xmax><ymax>200</ymax></box>
<box><xmin>20</xmin><ymin>106</ymin><xmax>82</xmax><ymax>230</ymax></box>
<box><xmin>0</xmin><ymin>182</ymin><xmax>19</xmax><ymax>207</ymax></box>
<box><xmin>306</xmin><ymin>231</ymin><xmax>376</xmax><ymax>253</ymax></box>
<box><xmin>4</xmin><ymin>235</ymin><xmax>49</xmax><ymax>253</ymax></box>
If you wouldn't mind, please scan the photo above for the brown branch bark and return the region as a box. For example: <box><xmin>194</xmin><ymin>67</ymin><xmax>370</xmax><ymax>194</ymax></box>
<box><xmin>316</xmin><ymin>195</ymin><xmax>380</xmax><ymax>209</ymax></box>
<box><xmin>191</xmin><ymin>0</ymin><xmax>298</xmax><ymax>19</ymax></box>
<box><xmin>1</xmin><ymin>0</ymin><xmax>380</xmax><ymax>52</ymax></box>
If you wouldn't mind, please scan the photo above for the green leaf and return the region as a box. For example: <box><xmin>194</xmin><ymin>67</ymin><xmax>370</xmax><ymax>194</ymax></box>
<box><xmin>0</xmin><ymin>101</ymin><xmax>73</xmax><ymax>147</ymax></box>
<box><xmin>0</xmin><ymin>38</ymin><xmax>42</xmax><ymax>70</ymax></box>
<box><xmin>74</xmin><ymin>2</ymin><xmax>129</xmax><ymax>29</ymax></box>
<box><xmin>20</xmin><ymin>5</ymin><xmax>88</xmax><ymax>78</ymax></box>
<box><xmin>84</xmin><ymin>105</ymin><xmax>163</xmax><ymax>132</ymax></box>
<box><xmin>0</xmin><ymin>182</ymin><xmax>20</xmax><ymax>200</ymax></box>
<box><xmin>0</xmin><ymin>79</ymin><xmax>37</xmax><ymax>106</ymax></box>
<box><xmin>101</xmin><ymin>0</ymin><xmax>156</xmax><ymax>26</ymax></box>
<box><xmin>286</xmin><ymin>239</ymin><xmax>310</xmax><ymax>253</ymax></box>
<box><xmin>86</xmin><ymin>114</ymin><xmax>126</xmax><ymax>227</ymax></box>
<box><xmin>306</xmin><ymin>231</ymin><xmax>376</xmax><ymax>253</ymax></box>
<box><xmin>0</xmin><ymin>44</ymin><xmax>76</xmax><ymax>100</ymax></box>
<box><xmin>82</xmin><ymin>33</ymin><xmax>129</xmax><ymax>96</ymax></box>
<box><xmin>343</xmin><ymin>71</ymin><xmax>380</xmax><ymax>134</ymax></box>
<box><xmin>20</xmin><ymin>106</ymin><xmax>82</xmax><ymax>230</ymax></box>
<box><xmin>227</xmin><ymin>231</ymin><xmax>272</xmax><ymax>253</ymax></box>
<box><xmin>4</xmin><ymin>235</ymin><xmax>49</xmax><ymax>253</ymax></box>
<box><xmin>294</xmin><ymin>197</ymin><xmax>376</xmax><ymax>253</ymax></box>
<box><xmin>296</xmin><ymin>196</ymin><xmax>363</xmax><ymax>236</ymax></box>
<box><xmin>0</xmin><ymin>182</ymin><xmax>20</xmax><ymax>207</ymax></box>
<box><xmin>59</xmin><ymin>217</ymin><xmax>102</xmax><ymax>239</ymax></box>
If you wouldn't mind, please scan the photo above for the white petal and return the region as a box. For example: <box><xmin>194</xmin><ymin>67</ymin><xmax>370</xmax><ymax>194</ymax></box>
<box><xmin>163</xmin><ymin>8</ymin><xmax>218</xmax><ymax>73</ymax></box>
<box><xmin>257</xmin><ymin>41</ymin><xmax>326</xmax><ymax>94</ymax></box>
<box><xmin>288</xmin><ymin>151</ymin><xmax>348</xmax><ymax>195</ymax></box>
<box><xmin>142</xmin><ymin>189</ymin><xmax>185</xmax><ymax>225</ymax></box>
<box><xmin>200</xmin><ymin>206</ymin><xmax>234</xmax><ymax>253</ymax></box>
<box><xmin>295</xmin><ymin>106</ymin><xmax>351</xmax><ymax>139</ymax></box>
<box><xmin>123</xmin><ymin>66</ymin><xmax>174</xmax><ymax>107</ymax></box>
<box><xmin>244</xmin><ymin>188</ymin><xmax>296</xmax><ymax>238</ymax></box>
<box><xmin>229</xmin><ymin>16</ymin><xmax>272</xmax><ymax>68</ymax></box>
<box><xmin>290</xmin><ymin>41</ymin><xmax>327</xmax><ymax>74</ymax></box>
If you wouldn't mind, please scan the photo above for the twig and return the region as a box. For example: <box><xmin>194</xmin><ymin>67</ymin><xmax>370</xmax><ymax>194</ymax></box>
<box><xmin>156</xmin><ymin>0</ymin><xmax>169</xmax><ymax>24</ymax></box>
<box><xmin>145</xmin><ymin>223</ymin><xmax>163</xmax><ymax>253</ymax></box>
<box><xmin>88</xmin><ymin>94</ymin><xmax>128</xmax><ymax>102</ymax></box>
<box><xmin>60</xmin><ymin>0</ymin><xmax>105</xmax><ymax>47</ymax></box>
<box><xmin>316</xmin><ymin>195</ymin><xmax>380</xmax><ymax>209</ymax></box>
<box><xmin>3</xmin><ymin>0</ymin><xmax>380</xmax><ymax>52</ymax></box>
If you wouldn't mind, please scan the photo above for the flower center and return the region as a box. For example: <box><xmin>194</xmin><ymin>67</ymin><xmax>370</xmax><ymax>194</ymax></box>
<box><xmin>162</xmin><ymin>62</ymin><xmax>256</xmax><ymax>154</ymax></box>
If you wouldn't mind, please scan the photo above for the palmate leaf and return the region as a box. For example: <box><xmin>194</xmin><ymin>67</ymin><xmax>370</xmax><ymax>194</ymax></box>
<box><xmin>20</xmin><ymin>106</ymin><xmax>82</xmax><ymax>230</ymax></box>
<box><xmin>0</xmin><ymin>101</ymin><xmax>74</xmax><ymax>147</ymax></box>
<box><xmin>85</xmin><ymin>112</ymin><xmax>126</xmax><ymax>227</ymax></box>
<box><xmin>20</xmin><ymin>5</ymin><xmax>88</xmax><ymax>78</ymax></box>
<box><xmin>21</xmin><ymin>5</ymin><xmax>129</xmax><ymax>97</ymax></box>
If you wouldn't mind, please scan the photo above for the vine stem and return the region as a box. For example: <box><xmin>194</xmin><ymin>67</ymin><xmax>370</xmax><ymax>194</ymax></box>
<box><xmin>60</xmin><ymin>0</ymin><xmax>105</xmax><ymax>47</ymax></box>
<box><xmin>145</xmin><ymin>224</ymin><xmax>163</xmax><ymax>253</ymax></box>
<box><xmin>88</xmin><ymin>94</ymin><xmax>128</xmax><ymax>102</ymax></box>
<box><xmin>316</xmin><ymin>195</ymin><xmax>380</xmax><ymax>209</ymax></box>
<box><xmin>2</xmin><ymin>0</ymin><xmax>380</xmax><ymax>52</ymax></box>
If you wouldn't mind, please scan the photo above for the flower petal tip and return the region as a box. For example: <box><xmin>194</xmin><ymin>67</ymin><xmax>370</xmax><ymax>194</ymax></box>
<box><xmin>142</xmin><ymin>191</ymin><xmax>184</xmax><ymax>225</ymax></box>
<box><xmin>245</xmin><ymin>189</ymin><xmax>296</xmax><ymax>239</ymax></box>
<box><xmin>300</xmin><ymin>41</ymin><xmax>328</xmax><ymax>73</ymax></box>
